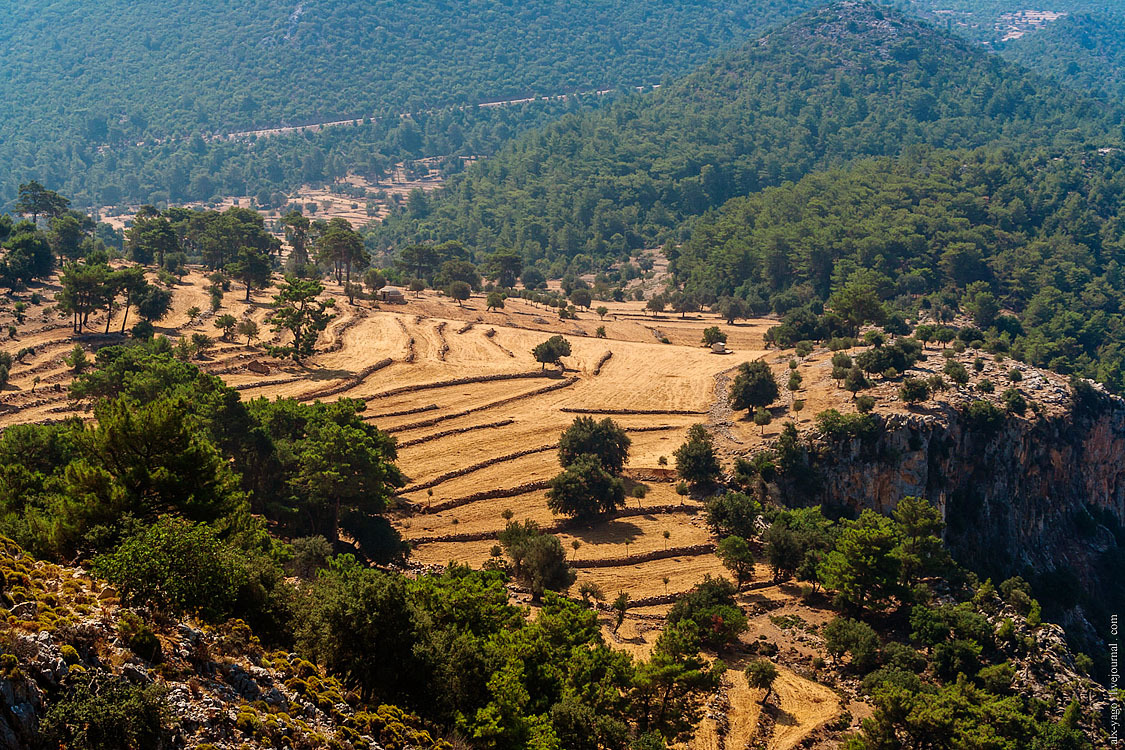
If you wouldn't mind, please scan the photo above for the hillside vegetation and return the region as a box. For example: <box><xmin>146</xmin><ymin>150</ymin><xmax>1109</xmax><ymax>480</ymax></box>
<box><xmin>6</xmin><ymin>0</ymin><xmax>1125</xmax><ymax>209</ymax></box>
<box><xmin>369</xmin><ymin>2</ymin><xmax>1117</xmax><ymax>262</ymax></box>
<box><xmin>677</xmin><ymin>146</ymin><xmax>1125</xmax><ymax>390</ymax></box>
<box><xmin>0</xmin><ymin>0</ymin><xmax>827</xmax><ymax>207</ymax></box>
<box><xmin>0</xmin><ymin>187</ymin><xmax>1109</xmax><ymax>744</ymax></box>
<box><xmin>1004</xmin><ymin>12</ymin><xmax>1125</xmax><ymax>101</ymax></box>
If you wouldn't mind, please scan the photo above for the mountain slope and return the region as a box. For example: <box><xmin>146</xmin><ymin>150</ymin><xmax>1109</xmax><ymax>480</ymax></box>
<box><xmin>0</xmin><ymin>0</ymin><xmax>823</xmax><ymax>136</ymax></box>
<box><xmin>369</xmin><ymin>1</ymin><xmax>1118</xmax><ymax>263</ymax></box>
<box><xmin>0</xmin><ymin>0</ymin><xmax>828</xmax><ymax>206</ymax></box>
<box><xmin>1004</xmin><ymin>11</ymin><xmax>1125</xmax><ymax>102</ymax></box>
<box><xmin>680</xmin><ymin>144</ymin><xmax>1125</xmax><ymax>387</ymax></box>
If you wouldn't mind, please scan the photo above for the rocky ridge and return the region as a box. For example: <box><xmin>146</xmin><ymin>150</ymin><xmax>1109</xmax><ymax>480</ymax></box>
<box><xmin>0</xmin><ymin>537</ymin><xmax>446</xmax><ymax>750</ymax></box>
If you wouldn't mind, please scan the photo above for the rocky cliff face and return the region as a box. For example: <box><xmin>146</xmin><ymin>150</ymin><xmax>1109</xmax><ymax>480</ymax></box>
<box><xmin>801</xmin><ymin>383</ymin><xmax>1125</xmax><ymax>650</ymax></box>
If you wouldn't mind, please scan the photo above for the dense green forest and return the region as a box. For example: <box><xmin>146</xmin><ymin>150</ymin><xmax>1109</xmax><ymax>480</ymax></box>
<box><xmin>7</xmin><ymin>0</ymin><xmax>1125</xmax><ymax>210</ymax></box>
<box><xmin>31</xmin><ymin>97</ymin><xmax>608</xmax><ymax>210</ymax></box>
<box><xmin>367</xmin><ymin>3</ymin><xmax>1119</xmax><ymax>265</ymax></box>
<box><xmin>1</xmin><ymin>0</ymin><xmax>826</xmax><ymax>135</ymax></box>
<box><xmin>0</xmin><ymin>0</ymin><xmax>831</xmax><ymax>207</ymax></box>
<box><xmin>1004</xmin><ymin>12</ymin><xmax>1125</xmax><ymax>102</ymax></box>
<box><xmin>677</xmin><ymin>146</ymin><xmax>1125</xmax><ymax>389</ymax></box>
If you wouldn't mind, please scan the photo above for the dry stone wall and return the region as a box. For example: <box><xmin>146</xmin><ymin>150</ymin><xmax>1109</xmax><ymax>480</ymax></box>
<box><xmin>296</xmin><ymin>358</ymin><xmax>393</xmax><ymax>402</ymax></box>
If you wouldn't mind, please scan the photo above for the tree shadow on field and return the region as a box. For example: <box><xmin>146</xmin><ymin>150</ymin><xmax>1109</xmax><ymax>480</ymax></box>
<box><xmin>568</xmin><ymin>519</ymin><xmax>642</xmax><ymax>544</ymax></box>
<box><xmin>740</xmin><ymin>589</ymin><xmax>779</xmax><ymax>608</ymax></box>
<box><xmin>770</xmin><ymin>705</ymin><xmax>797</xmax><ymax>728</ymax></box>
<box><xmin>299</xmin><ymin>366</ymin><xmax>355</xmax><ymax>381</ymax></box>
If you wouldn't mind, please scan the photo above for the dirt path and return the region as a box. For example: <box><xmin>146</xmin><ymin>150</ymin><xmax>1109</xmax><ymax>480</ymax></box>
<box><xmin>689</xmin><ymin>663</ymin><xmax>838</xmax><ymax>750</ymax></box>
<box><xmin>707</xmin><ymin>367</ymin><xmax>744</xmax><ymax>454</ymax></box>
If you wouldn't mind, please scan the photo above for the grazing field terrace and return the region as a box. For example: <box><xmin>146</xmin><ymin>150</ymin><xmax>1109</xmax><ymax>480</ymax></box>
<box><xmin>8</xmin><ymin>269</ymin><xmax>968</xmax><ymax>746</ymax></box>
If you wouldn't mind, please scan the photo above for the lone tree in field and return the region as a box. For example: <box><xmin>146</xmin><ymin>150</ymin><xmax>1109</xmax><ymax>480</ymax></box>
<box><xmin>570</xmin><ymin>288</ymin><xmax>592</xmax><ymax>310</ymax></box>
<box><xmin>558</xmin><ymin>416</ymin><xmax>631</xmax><ymax>473</ymax></box>
<box><xmin>228</xmin><ymin>246</ymin><xmax>272</xmax><ymax>301</ymax></box>
<box><xmin>214</xmin><ymin>314</ymin><xmax>237</xmax><ymax>341</ymax></box>
<box><xmin>266</xmin><ymin>276</ymin><xmax>336</xmax><ymax>362</ymax></box>
<box><xmin>498</xmin><ymin>520</ymin><xmax>575</xmax><ymax>602</ymax></box>
<box><xmin>702</xmin><ymin>326</ymin><xmax>727</xmax><ymax>346</ymax></box>
<box><xmin>235</xmin><ymin>318</ymin><xmax>259</xmax><ymax>346</ymax></box>
<box><xmin>745</xmin><ymin>659</ymin><xmax>779</xmax><ymax>704</ymax></box>
<box><xmin>613</xmin><ymin>591</ymin><xmax>629</xmax><ymax>633</ymax></box>
<box><xmin>547</xmin><ymin>455</ymin><xmax>626</xmax><ymax>522</ymax></box>
<box><xmin>730</xmin><ymin>360</ymin><xmax>779</xmax><ymax>414</ymax></box>
<box><xmin>448</xmin><ymin>280</ymin><xmax>471</xmax><ymax>306</ymax></box>
<box><xmin>844</xmin><ymin>367</ymin><xmax>870</xmax><ymax>400</ymax></box>
<box><xmin>717</xmin><ymin>535</ymin><xmax>755</xmax><ymax>590</ymax></box>
<box><xmin>315</xmin><ymin>218</ymin><xmax>368</xmax><ymax>283</ymax></box>
<box><xmin>532</xmin><ymin>335</ymin><xmax>571</xmax><ymax>370</ymax></box>
<box><xmin>720</xmin><ymin>296</ymin><xmax>749</xmax><ymax>325</ymax></box>
<box><xmin>65</xmin><ymin>344</ymin><xmax>88</xmax><ymax>374</ymax></box>
<box><xmin>135</xmin><ymin>284</ymin><xmax>173</xmax><ymax>326</ymax></box>
<box><xmin>486</xmin><ymin>291</ymin><xmax>505</xmax><ymax>311</ymax></box>
<box><xmin>674</xmin><ymin>424</ymin><xmax>721</xmax><ymax>486</ymax></box>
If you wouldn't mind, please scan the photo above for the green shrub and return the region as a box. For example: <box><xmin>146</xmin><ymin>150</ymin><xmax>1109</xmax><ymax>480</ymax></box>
<box><xmin>59</xmin><ymin>644</ymin><xmax>81</xmax><ymax>665</ymax></box>
<box><xmin>943</xmin><ymin>360</ymin><xmax>969</xmax><ymax>384</ymax></box>
<box><xmin>39</xmin><ymin>675</ymin><xmax>169</xmax><ymax>750</ymax></box>
<box><xmin>816</xmin><ymin>409</ymin><xmax>879</xmax><ymax>441</ymax></box>
<box><xmin>667</xmin><ymin>576</ymin><xmax>747</xmax><ymax>649</ymax></box>
<box><xmin>1001</xmin><ymin>387</ymin><xmax>1026</xmax><ymax>415</ymax></box>
<box><xmin>93</xmin><ymin>517</ymin><xmax>246</xmax><ymax>620</ymax></box>
<box><xmin>117</xmin><ymin>611</ymin><xmax>162</xmax><ymax>662</ymax></box>
<box><xmin>964</xmin><ymin>400</ymin><xmax>1004</xmax><ymax>435</ymax></box>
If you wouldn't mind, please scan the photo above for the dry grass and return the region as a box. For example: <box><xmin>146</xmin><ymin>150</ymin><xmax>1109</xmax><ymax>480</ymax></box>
<box><xmin>0</xmin><ymin>268</ymin><xmax>885</xmax><ymax>746</ymax></box>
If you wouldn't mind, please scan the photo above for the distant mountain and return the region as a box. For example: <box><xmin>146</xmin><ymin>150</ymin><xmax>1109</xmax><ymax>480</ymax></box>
<box><xmin>6</xmin><ymin>0</ymin><xmax>1124</xmax><ymax>211</ymax></box>
<box><xmin>369</xmin><ymin>1</ymin><xmax>1118</xmax><ymax>263</ymax></box>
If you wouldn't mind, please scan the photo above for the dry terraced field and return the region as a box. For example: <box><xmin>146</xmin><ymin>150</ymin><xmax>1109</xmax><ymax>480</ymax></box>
<box><xmin>3</xmin><ymin>268</ymin><xmax>1014</xmax><ymax>745</ymax></box>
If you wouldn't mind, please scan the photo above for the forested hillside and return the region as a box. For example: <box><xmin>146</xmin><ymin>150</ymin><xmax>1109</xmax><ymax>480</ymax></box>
<box><xmin>679</xmin><ymin>146</ymin><xmax>1125</xmax><ymax>390</ymax></box>
<box><xmin>0</xmin><ymin>0</ymin><xmax>827</xmax><ymax>207</ymax></box>
<box><xmin>36</xmin><ymin>96</ymin><xmax>605</xmax><ymax>210</ymax></box>
<box><xmin>5</xmin><ymin>0</ymin><xmax>1125</xmax><ymax>210</ymax></box>
<box><xmin>1004</xmin><ymin>12</ymin><xmax>1125</xmax><ymax>102</ymax></box>
<box><xmin>368</xmin><ymin>3</ymin><xmax>1118</xmax><ymax>264</ymax></box>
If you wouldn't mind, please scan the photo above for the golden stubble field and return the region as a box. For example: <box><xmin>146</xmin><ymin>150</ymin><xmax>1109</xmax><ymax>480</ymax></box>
<box><xmin>0</xmin><ymin>268</ymin><xmax>901</xmax><ymax>747</ymax></box>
